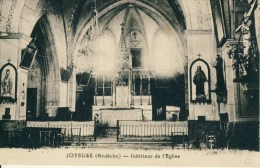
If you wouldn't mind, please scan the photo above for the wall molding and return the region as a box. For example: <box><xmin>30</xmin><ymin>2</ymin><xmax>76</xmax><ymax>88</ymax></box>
<box><xmin>185</xmin><ymin>30</ymin><xmax>212</xmax><ymax>35</ymax></box>
<box><xmin>0</xmin><ymin>33</ymin><xmax>31</xmax><ymax>42</ymax></box>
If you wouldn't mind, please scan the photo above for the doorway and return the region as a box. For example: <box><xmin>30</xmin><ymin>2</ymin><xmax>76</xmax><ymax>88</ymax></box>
<box><xmin>26</xmin><ymin>88</ymin><xmax>37</xmax><ymax>120</ymax></box>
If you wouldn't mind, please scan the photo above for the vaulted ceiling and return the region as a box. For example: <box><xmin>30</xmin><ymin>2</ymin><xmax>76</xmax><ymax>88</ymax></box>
<box><xmin>0</xmin><ymin>0</ymin><xmax>214</xmax><ymax>69</ymax></box>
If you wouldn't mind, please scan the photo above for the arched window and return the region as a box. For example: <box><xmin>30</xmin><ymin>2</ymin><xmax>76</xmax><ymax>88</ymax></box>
<box><xmin>154</xmin><ymin>33</ymin><xmax>183</xmax><ymax>76</ymax></box>
<box><xmin>92</xmin><ymin>35</ymin><xmax>115</xmax><ymax>73</ymax></box>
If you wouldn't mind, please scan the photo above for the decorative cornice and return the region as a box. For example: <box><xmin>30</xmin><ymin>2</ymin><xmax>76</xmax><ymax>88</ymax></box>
<box><xmin>221</xmin><ymin>39</ymin><xmax>242</xmax><ymax>50</ymax></box>
<box><xmin>185</xmin><ymin>30</ymin><xmax>212</xmax><ymax>35</ymax></box>
<box><xmin>6</xmin><ymin>0</ymin><xmax>17</xmax><ymax>33</ymax></box>
<box><xmin>0</xmin><ymin>33</ymin><xmax>31</xmax><ymax>41</ymax></box>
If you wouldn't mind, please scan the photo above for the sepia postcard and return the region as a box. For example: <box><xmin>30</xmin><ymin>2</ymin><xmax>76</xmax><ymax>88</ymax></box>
<box><xmin>0</xmin><ymin>0</ymin><xmax>259</xmax><ymax>167</ymax></box>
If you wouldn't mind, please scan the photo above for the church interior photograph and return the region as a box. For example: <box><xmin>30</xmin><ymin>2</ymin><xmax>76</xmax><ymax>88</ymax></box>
<box><xmin>0</xmin><ymin>0</ymin><xmax>259</xmax><ymax>151</ymax></box>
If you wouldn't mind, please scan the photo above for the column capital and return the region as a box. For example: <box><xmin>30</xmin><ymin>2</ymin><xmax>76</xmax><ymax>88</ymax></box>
<box><xmin>221</xmin><ymin>39</ymin><xmax>242</xmax><ymax>52</ymax></box>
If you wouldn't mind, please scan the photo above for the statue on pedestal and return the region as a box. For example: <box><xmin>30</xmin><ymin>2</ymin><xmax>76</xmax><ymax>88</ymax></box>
<box><xmin>236</xmin><ymin>16</ymin><xmax>252</xmax><ymax>77</ymax></box>
<box><xmin>215</xmin><ymin>55</ymin><xmax>226</xmax><ymax>92</ymax></box>
<box><xmin>1</xmin><ymin>69</ymin><xmax>13</xmax><ymax>96</ymax></box>
<box><xmin>193</xmin><ymin>65</ymin><xmax>207</xmax><ymax>100</ymax></box>
<box><xmin>234</xmin><ymin>0</ymin><xmax>258</xmax><ymax>78</ymax></box>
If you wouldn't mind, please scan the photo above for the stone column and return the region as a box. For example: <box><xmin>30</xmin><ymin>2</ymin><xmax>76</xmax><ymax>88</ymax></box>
<box><xmin>102</xmin><ymin>75</ymin><xmax>105</xmax><ymax>105</ymax></box>
<box><xmin>186</xmin><ymin>30</ymin><xmax>216</xmax><ymax>121</ymax></box>
<box><xmin>255</xmin><ymin>2</ymin><xmax>260</xmax><ymax>51</ymax></box>
<box><xmin>94</xmin><ymin>76</ymin><xmax>97</xmax><ymax>105</ymax></box>
<box><xmin>128</xmin><ymin>70</ymin><xmax>132</xmax><ymax>108</ymax></box>
<box><xmin>68</xmin><ymin>66</ymin><xmax>76</xmax><ymax>113</ymax></box>
<box><xmin>111</xmin><ymin>78</ymin><xmax>113</xmax><ymax>106</ymax></box>
<box><xmin>112</xmin><ymin>76</ymin><xmax>116</xmax><ymax>107</ymax></box>
<box><xmin>133</xmin><ymin>75</ymin><xmax>135</xmax><ymax>95</ymax></box>
<box><xmin>140</xmin><ymin>75</ymin><xmax>143</xmax><ymax>105</ymax></box>
<box><xmin>148</xmin><ymin>77</ymin><xmax>151</xmax><ymax>105</ymax></box>
<box><xmin>221</xmin><ymin>40</ymin><xmax>238</xmax><ymax>122</ymax></box>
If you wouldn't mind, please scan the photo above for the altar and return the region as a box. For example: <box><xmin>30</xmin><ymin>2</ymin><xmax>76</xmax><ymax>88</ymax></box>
<box><xmin>92</xmin><ymin>77</ymin><xmax>153</xmax><ymax>126</ymax></box>
<box><xmin>91</xmin><ymin>22</ymin><xmax>153</xmax><ymax>126</ymax></box>
<box><xmin>92</xmin><ymin>68</ymin><xmax>153</xmax><ymax>126</ymax></box>
<box><xmin>93</xmin><ymin>108</ymin><xmax>143</xmax><ymax>127</ymax></box>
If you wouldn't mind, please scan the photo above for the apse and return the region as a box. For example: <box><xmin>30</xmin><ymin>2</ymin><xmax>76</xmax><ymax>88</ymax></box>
<box><xmin>75</xmin><ymin>3</ymin><xmax>186</xmax><ymax>121</ymax></box>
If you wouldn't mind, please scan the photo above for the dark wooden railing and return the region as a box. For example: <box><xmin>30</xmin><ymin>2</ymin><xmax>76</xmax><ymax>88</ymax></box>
<box><xmin>27</xmin><ymin>121</ymin><xmax>95</xmax><ymax>137</ymax></box>
<box><xmin>26</xmin><ymin>121</ymin><xmax>96</xmax><ymax>146</ymax></box>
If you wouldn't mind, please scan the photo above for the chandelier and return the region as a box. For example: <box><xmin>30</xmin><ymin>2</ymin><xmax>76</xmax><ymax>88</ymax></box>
<box><xmin>86</xmin><ymin>0</ymin><xmax>100</xmax><ymax>45</ymax></box>
<box><xmin>76</xmin><ymin>0</ymin><xmax>100</xmax><ymax>86</ymax></box>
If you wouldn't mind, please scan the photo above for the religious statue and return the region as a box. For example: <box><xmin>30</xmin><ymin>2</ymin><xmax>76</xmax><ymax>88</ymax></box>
<box><xmin>193</xmin><ymin>66</ymin><xmax>207</xmax><ymax>100</ymax></box>
<box><xmin>1</xmin><ymin>69</ymin><xmax>13</xmax><ymax>96</ymax></box>
<box><xmin>234</xmin><ymin>0</ymin><xmax>258</xmax><ymax>78</ymax></box>
<box><xmin>215</xmin><ymin>55</ymin><xmax>225</xmax><ymax>92</ymax></box>
<box><xmin>236</xmin><ymin>17</ymin><xmax>252</xmax><ymax>76</ymax></box>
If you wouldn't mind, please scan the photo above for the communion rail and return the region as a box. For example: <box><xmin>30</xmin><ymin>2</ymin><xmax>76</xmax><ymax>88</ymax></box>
<box><xmin>117</xmin><ymin>120</ymin><xmax>188</xmax><ymax>146</ymax></box>
<box><xmin>26</xmin><ymin>121</ymin><xmax>96</xmax><ymax>144</ymax></box>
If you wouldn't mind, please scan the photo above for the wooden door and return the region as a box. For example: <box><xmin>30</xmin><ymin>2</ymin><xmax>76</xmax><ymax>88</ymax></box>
<box><xmin>26</xmin><ymin>88</ymin><xmax>37</xmax><ymax>120</ymax></box>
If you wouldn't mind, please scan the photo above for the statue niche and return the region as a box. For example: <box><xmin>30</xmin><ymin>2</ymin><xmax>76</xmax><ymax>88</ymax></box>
<box><xmin>2</xmin><ymin>69</ymin><xmax>13</xmax><ymax>96</ymax></box>
<box><xmin>0</xmin><ymin>62</ymin><xmax>17</xmax><ymax>103</ymax></box>
<box><xmin>190</xmin><ymin>58</ymin><xmax>211</xmax><ymax>104</ymax></box>
<box><xmin>193</xmin><ymin>65</ymin><xmax>207</xmax><ymax>100</ymax></box>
